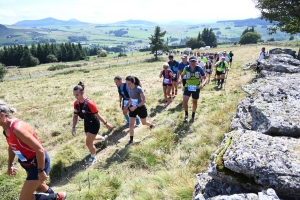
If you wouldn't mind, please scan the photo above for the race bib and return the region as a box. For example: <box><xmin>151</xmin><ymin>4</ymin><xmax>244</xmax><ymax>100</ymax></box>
<box><xmin>163</xmin><ymin>78</ymin><xmax>170</xmax><ymax>84</ymax></box>
<box><xmin>173</xmin><ymin>73</ymin><xmax>177</xmax><ymax>78</ymax></box>
<box><xmin>13</xmin><ymin>150</ymin><xmax>27</xmax><ymax>162</ymax></box>
<box><xmin>206</xmin><ymin>69</ymin><xmax>211</xmax><ymax>73</ymax></box>
<box><xmin>123</xmin><ymin>100</ymin><xmax>129</xmax><ymax>107</ymax></box>
<box><xmin>131</xmin><ymin>99</ymin><xmax>138</xmax><ymax>106</ymax></box>
<box><xmin>188</xmin><ymin>85</ymin><xmax>197</xmax><ymax>91</ymax></box>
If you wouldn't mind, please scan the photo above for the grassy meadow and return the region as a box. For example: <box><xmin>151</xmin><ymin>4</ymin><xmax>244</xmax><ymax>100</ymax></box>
<box><xmin>0</xmin><ymin>45</ymin><xmax>297</xmax><ymax>199</ymax></box>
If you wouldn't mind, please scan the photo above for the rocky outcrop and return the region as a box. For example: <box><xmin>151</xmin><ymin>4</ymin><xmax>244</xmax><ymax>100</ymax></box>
<box><xmin>269</xmin><ymin>48</ymin><xmax>297</xmax><ymax>58</ymax></box>
<box><xmin>193</xmin><ymin>53</ymin><xmax>300</xmax><ymax>200</ymax></box>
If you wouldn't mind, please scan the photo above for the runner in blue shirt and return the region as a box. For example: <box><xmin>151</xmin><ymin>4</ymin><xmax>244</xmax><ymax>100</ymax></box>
<box><xmin>168</xmin><ymin>54</ymin><xmax>180</xmax><ymax>97</ymax></box>
<box><xmin>114</xmin><ymin>76</ymin><xmax>141</xmax><ymax>128</ymax></box>
<box><xmin>178</xmin><ymin>54</ymin><xmax>190</xmax><ymax>88</ymax></box>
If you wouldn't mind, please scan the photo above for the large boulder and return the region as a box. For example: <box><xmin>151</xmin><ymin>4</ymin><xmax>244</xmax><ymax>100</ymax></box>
<box><xmin>231</xmin><ymin>73</ymin><xmax>300</xmax><ymax>137</ymax></box>
<box><xmin>269</xmin><ymin>48</ymin><xmax>297</xmax><ymax>58</ymax></box>
<box><xmin>207</xmin><ymin>130</ymin><xmax>300</xmax><ymax>199</ymax></box>
<box><xmin>259</xmin><ymin>54</ymin><xmax>300</xmax><ymax>73</ymax></box>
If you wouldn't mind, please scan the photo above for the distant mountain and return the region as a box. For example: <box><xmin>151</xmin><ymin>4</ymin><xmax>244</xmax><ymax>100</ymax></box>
<box><xmin>114</xmin><ymin>19</ymin><xmax>157</xmax><ymax>26</ymax></box>
<box><xmin>217</xmin><ymin>18</ymin><xmax>272</xmax><ymax>27</ymax></box>
<box><xmin>0</xmin><ymin>24</ymin><xmax>8</xmax><ymax>30</ymax></box>
<box><xmin>13</xmin><ymin>17</ymin><xmax>89</xmax><ymax>27</ymax></box>
<box><xmin>167</xmin><ymin>21</ymin><xmax>190</xmax><ymax>26</ymax></box>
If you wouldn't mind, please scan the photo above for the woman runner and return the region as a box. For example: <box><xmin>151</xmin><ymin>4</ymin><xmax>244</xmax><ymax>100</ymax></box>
<box><xmin>72</xmin><ymin>82</ymin><xmax>112</xmax><ymax>165</ymax></box>
<box><xmin>206</xmin><ymin>59</ymin><xmax>213</xmax><ymax>83</ymax></box>
<box><xmin>124</xmin><ymin>76</ymin><xmax>155</xmax><ymax>146</ymax></box>
<box><xmin>0</xmin><ymin>100</ymin><xmax>67</xmax><ymax>200</ymax></box>
<box><xmin>159</xmin><ymin>63</ymin><xmax>173</xmax><ymax>106</ymax></box>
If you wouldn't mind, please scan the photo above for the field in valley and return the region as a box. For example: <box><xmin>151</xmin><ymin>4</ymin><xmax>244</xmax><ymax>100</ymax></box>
<box><xmin>0</xmin><ymin>45</ymin><xmax>298</xmax><ymax>199</ymax></box>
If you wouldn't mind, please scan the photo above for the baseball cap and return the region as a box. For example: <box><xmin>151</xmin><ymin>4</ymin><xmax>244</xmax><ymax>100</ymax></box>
<box><xmin>168</xmin><ymin>54</ymin><xmax>174</xmax><ymax>58</ymax></box>
<box><xmin>181</xmin><ymin>54</ymin><xmax>187</xmax><ymax>58</ymax></box>
<box><xmin>189</xmin><ymin>56</ymin><xmax>197</xmax><ymax>61</ymax></box>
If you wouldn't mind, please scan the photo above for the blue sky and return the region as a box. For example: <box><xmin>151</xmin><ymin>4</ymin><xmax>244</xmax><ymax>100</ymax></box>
<box><xmin>0</xmin><ymin>0</ymin><xmax>261</xmax><ymax>25</ymax></box>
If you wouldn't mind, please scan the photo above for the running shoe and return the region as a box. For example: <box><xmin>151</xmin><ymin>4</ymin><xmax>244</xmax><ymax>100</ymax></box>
<box><xmin>123</xmin><ymin>122</ymin><xmax>130</xmax><ymax>128</ymax></box>
<box><xmin>125</xmin><ymin>140</ymin><xmax>133</xmax><ymax>147</ymax></box>
<box><xmin>184</xmin><ymin>116</ymin><xmax>188</xmax><ymax>122</ymax></box>
<box><xmin>150</xmin><ymin>124</ymin><xmax>155</xmax><ymax>129</ymax></box>
<box><xmin>57</xmin><ymin>192</ymin><xmax>67</xmax><ymax>200</ymax></box>
<box><xmin>136</xmin><ymin>118</ymin><xmax>140</xmax><ymax>126</ymax></box>
<box><xmin>102</xmin><ymin>135</ymin><xmax>108</xmax><ymax>146</ymax></box>
<box><xmin>86</xmin><ymin>156</ymin><xmax>96</xmax><ymax>165</ymax></box>
<box><xmin>164</xmin><ymin>101</ymin><xmax>169</xmax><ymax>107</ymax></box>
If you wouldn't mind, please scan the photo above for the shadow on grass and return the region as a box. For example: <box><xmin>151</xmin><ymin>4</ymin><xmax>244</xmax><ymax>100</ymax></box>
<box><xmin>49</xmin><ymin>127</ymin><xmax>129</xmax><ymax>187</ymax></box>
<box><xmin>149</xmin><ymin>104</ymin><xmax>166</xmax><ymax>118</ymax></box>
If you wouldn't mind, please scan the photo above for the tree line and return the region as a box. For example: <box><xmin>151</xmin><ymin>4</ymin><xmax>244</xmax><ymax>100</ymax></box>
<box><xmin>185</xmin><ymin>28</ymin><xmax>218</xmax><ymax>49</ymax></box>
<box><xmin>0</xmin><ymin>43</ymin><xmax>86</xmax><ymax>67</ymax></box>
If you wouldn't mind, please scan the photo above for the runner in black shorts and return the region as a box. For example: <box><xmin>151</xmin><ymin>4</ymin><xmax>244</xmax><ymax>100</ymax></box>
<box><xmin>123</xmin><ymin>76</ymin><xmax>155</xmax><ymax>146</ymax></box>
<box><xmin>229</xmin><ymin>51</ymin><xmax>234</xmax><ymax>68</ymax></box>
<box><xmin>72</xmin><ymin>82</ymin><xmax>112</xmax><ymax>165</ymax></box>
<box><xmin>168</xmin><ymin>54</ymin><xmax>180</xmax><ymax>97</ymax></box>
<box><xmin>159</xmin><ymin>63</ymin><xmax>173</xmax><ymax>106</ymax></box>
<box><xmin>206</xmin><ymin>59</ymin><xmax>213</xmax><ymax>83</ymax></box>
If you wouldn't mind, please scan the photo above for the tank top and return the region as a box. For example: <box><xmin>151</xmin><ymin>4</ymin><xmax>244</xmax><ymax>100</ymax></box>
<box><xmin>5</xmin><ymin>119</ymin><xmax>41</xmax><ymax>160</ymax></box>
<box><xmin>162</xmin><ymin>70</ymin><xmax>172</xmax><ymax>85</ymax></box>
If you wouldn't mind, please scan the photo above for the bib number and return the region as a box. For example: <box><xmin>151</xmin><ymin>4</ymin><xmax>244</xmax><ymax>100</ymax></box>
<box><xmin>206</xmin><ymin>69</ymin><xmax>211</xmax><ymax>73</ymax></box>
<box><xmin>188</xmin><ymin>85</ymin><xmax>197</xmax><ymax>92</ymax></box>
<box><xmin>131</xmin><ymin>99</ymin><xmax>138</xmax><ymax>106</ymax></box>
<box><xmin>163</xmin><ymin>78</ymin><xmax>170</xmax><ymax>84</ymax></box>
<box><xmin>13</xmin><ymin>150</ymin><xmax>27</xmax><ymax>162</ymax></box>
<box><xmin>123</xmin><ymin>100</ymin><xmax>128</xmax><ymax>107</ymax></box>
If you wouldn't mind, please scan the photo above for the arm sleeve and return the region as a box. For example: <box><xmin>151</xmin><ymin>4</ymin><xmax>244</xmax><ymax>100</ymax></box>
<box><xmin>88</xmin><ymin>100</ymin><xmax>98</xmax><ymax>114</ymax></box>
<box><xmin>74</xmin><ymin>101</ymin><xmax>79</xmax><ymax>114</ymax></box>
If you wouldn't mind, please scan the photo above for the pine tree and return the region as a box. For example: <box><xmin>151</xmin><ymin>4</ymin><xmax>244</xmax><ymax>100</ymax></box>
<box><xmin>31</xmin><ymin>43</ymin><xmax>37</xmax><ymax>57</ymax></box>
<box><xmin>149</xmin><ymin>26</ymin><xmax>166</xmax><ymax>60</ymax></box>
<box><xmin>37</xmin><ymin>43</ymin><xmax>45</xmax><ymax>63</ymax></box>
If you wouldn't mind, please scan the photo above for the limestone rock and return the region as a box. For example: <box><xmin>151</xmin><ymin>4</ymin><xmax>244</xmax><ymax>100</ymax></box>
<box><xmin>259</xmin><ymin>54</ymin><xmax>300</xmax><ymax>73</ymax></box>
<box><xmin>220</xmin><ymin>130</ymin><xmax>300</xmax><ymax>199</ymax></box>
<box><xmin>231</xmin><ymin>73</ymin><xmax>300</xmax><ymax>137</ymax></box>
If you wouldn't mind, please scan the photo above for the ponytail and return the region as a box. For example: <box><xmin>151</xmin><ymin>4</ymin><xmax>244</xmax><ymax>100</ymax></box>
<box><xmin>125</xmin><ymin>76</ymin><xmax>141</xmax><ymax>87</ymax></box>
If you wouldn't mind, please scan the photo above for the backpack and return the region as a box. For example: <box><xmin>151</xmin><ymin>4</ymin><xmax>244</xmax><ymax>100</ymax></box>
<box><xmin>185</xmin><ymin>66</ymin><xmax>201</xmax><ymax>79</ymax></box>
<box><xmin>75</xmin><ymin>98</ymin><xmax>95</xmax><ymax>120</ymax></box>
<box><xmin>118</xmin><ymin>83</ymin><xmax>130</xmax><ymax>100</ymax></box>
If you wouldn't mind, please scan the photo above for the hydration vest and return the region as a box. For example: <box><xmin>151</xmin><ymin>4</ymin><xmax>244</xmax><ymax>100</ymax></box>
<box><xmin>185</xmin><ymin>66</ymin><xmax>201</xmax><ymax>79</ymax></box>
<box><xmin>118</xmin><ymin>83</ymin><xmax>130</xmax><ymax>100</ymax></box>
<box><xmin>217</xmin><ymin>62</ymin><xmax>226</xmax><ymax>72</ymax></box>
<box><xmin>75</xmin><ymin>98</ymin><xmax>96</xmax><ymax>120</ymax></box>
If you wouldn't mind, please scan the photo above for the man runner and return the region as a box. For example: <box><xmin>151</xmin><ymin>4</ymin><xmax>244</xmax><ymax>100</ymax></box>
<box><xmin>179</xmin><ymin>56</ymin><xmax>208</xmax><ymax>122</ymax></box>
<box><xmin>229</xmin><ymin>51</ymin><xmax>234</xmax><ymax>68</ymax></box>
<box><xmin>256</xmin><ymin>47</ymin><xmax>266</xmax><ymax>73</ymax></box>
<box><xmin>114</xmin><ymin>76</ymin><xmax>140</xmax><ymax>127</ymax></box>
<box><xmin>178</xmin><ymin>54</ymin><xmax>189</xmax><ymax>89</ymax></box>
<box><xmin>215</xmin><ymin>56</ymin><xmax>229</xmax><ymax>88</ymax></box>
<box><xmin>168</xmin><ymin>54</ymin><xmax>180</xmax><ymax>97</ymax></box>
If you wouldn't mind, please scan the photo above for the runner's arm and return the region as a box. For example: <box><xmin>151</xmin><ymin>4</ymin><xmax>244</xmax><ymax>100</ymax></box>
<box><xmin>137</xmin><ymin>93</ymin><xmax>146</xmax><ymax>107</ymax></box>
<box><xmin>13</xmin><ymin>123</ymin><xmax>45</xmax><ymax>170</ymax></box>
<box><xmin>119</xmin><ymin>95</ymin><xmax>123</xmax><ymax>107</ymax></box>
<box><xmin>7</xmin><ymin>146</ymin><xmax>15</xmax><ymax>166</ymax></box>
<box><xmin>94</xmin><ymin>113</ymin><xmax>109</xmax><ymax>124</ymax></box>
<box><xmin>72</xmin><ymin>114</ymin><xmax>78</xmax><ymax>128</ymax></box>
<box><xmin>159</xmin><ymin>71</ymin><xmax>163</xmax><ymax>78</ymax></box>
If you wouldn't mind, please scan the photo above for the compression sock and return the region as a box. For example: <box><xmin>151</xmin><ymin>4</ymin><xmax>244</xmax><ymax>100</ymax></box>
<box><xmin>125</xmin><ymin>114</ymin><xmax>130</xmax><ymax>122</ymax></box>
<box><xmin>217</xmin><ymin>79</ymin><xmax>220</xmax><ymax>85</ymax></box>
<box><xmin>35</xmin><ymin>193</ymin><xmax>57</xmax><ymax>200</ymax></box>
<box><xmin>46</xmin><ymin>187</ymin><xmax>55</xmax><ymax>194</ymax></box>
<box><xmin>221</xmin><ymin>79</ymin><xmax>224</xmax><ymax>84</ymax></box>
<box><xmin>130</xmin><ymin>136</ymin><xmax>134</xmax><ymax>142</ymax></box>
<box><xmin>192</xmin><ymin>112</ymin><xmax>195</xmax><ymax>119</ymax></box>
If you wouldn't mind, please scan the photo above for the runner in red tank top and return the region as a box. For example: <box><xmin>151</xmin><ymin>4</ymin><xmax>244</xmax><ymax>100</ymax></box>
<box><xmin>0</xmin><ymin>100</ymin><xmax>67</xmax><ymax>200</ymax></box>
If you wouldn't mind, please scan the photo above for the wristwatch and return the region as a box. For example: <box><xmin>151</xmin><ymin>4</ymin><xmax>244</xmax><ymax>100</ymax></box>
<box><xmin>38</xmin><ymin>168</ymin><xmax>45</xmax><ymax>173</ymax></box>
